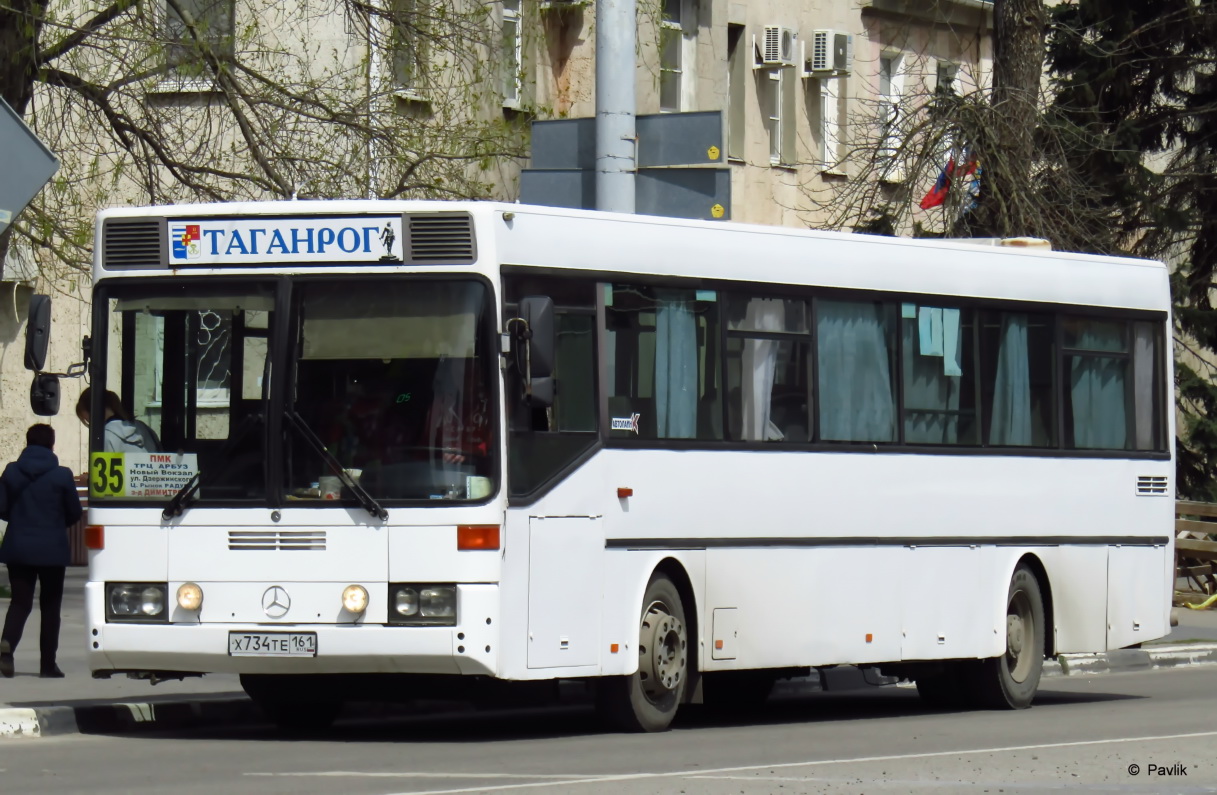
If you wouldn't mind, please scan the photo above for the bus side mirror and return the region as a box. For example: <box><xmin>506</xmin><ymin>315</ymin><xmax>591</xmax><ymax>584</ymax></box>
<box><xmin>25</xmin><ymin>294</ymin><xmax>51</xmax><ymax>372</ymax></box>
<box><xmin>516</xmin><ymin>295</ymin><xmax>555</xmax><ymax>408</ymax></box>
<box><xmin>30</xmin><ymin>373</ymin><xmax>60</xmax><ymax>416</ymax></box>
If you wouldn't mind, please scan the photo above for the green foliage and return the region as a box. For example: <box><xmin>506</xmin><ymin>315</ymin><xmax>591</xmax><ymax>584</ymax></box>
<box><xmin>1047</xmin><ymin>0</ymin><xmax>1217</xmax><ymax>498</ymax></box>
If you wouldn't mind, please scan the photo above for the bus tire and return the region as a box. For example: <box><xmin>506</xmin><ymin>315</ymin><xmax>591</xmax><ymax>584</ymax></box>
<box><xmin>241</xmin><ymin>674</ymin><xmax>343</xmax><ymax>732</ymax></box>
<box><xmin>597</xmin><ymin>573</ymin><xmax>689</xmax><ymax>732</ymax></box>
<box><xmin>974</xmin><ymin>565</ymin><xmax>1045</xmax><ymax>709</ymax></box>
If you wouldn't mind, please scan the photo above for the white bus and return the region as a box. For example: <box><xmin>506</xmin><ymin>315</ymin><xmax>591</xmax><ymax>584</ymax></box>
<box><xmin>71</xmin><ymin>200</ymin><xmax>1173</xmax><ymax>732</ymax></box>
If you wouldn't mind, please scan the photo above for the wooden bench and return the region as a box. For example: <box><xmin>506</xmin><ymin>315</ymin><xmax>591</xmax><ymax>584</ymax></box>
<box><xmin>1175</xmin><ymin>500</ymin><xmax>1217</xmax><ymax>604</ymax></box>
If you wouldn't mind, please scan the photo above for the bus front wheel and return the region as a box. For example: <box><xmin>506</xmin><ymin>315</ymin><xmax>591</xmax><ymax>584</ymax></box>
<box><xmin>597</xmin><ymin>573</ymin><xmax>689</xmax><ymax>732</ymax></box>
<box><xmin>974</xmin><ymin>565</ymin><xmax>1045</xmax><ymax>709</ymax></box>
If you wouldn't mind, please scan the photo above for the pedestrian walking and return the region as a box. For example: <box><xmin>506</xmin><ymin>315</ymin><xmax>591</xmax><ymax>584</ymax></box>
<box><xmin>0</xmin><ymin>424</ymin><xmax>83</xmax><ymax>678</ymax></box>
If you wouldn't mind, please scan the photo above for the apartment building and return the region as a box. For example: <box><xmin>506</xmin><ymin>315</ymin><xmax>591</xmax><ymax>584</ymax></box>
<box><xmin>525</xmin><ymin>0</ymin><xmax>992</xmax><ymax>226</ymax></box>
<box><xmin>0</xmin><ymin>0</ymin><xmax>995</xmax><ymax>472</ymax></box>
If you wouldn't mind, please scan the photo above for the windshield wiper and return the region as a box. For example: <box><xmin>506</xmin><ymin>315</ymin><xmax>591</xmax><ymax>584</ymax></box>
<box><xmin>162</xmin><ymin>413</ymin><xmax>262</xmax><ymax>520</ymax></box>
<box><xmin>285</xmin><ymin>410</ymin><xmax>388</xmax><ymax>521</ymax></box>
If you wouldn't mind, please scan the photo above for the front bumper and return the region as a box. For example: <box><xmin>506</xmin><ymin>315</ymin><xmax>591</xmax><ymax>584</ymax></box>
<box><xmin>86</xmin><ymin>582</ymin><xmax>500</xmax><ymax>677</ymax></box>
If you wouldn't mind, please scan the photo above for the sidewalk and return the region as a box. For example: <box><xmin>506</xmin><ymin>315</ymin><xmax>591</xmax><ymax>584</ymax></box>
<box><xmin>1</xmin><ymin>567</ymin><xmax>250</xmax><ymax>738</ymax></box>
<box><xmin>2</xmin><ymin>567</ymin><xmax>1217</xmax><ymax>739</ymax></box>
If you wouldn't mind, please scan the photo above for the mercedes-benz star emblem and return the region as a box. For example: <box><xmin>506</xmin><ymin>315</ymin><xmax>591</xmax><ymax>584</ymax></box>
<box><xmin>262</xmin><ymin>585</ymin><xmax>290</xmax><ymax>618</ymax></box>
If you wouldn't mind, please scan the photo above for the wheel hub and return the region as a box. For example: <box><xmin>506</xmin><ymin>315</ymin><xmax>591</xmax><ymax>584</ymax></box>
<box><xmin>1005</xmin><ymin>590</ymin><xmax>1034</xmax><ymax>683</ymax></box>
<box><xmin>1007</xmin><ymin>614</ymin><xmax>1024</xmax><ymax>657</ymax></box>
<box><xmin>638</xmin><ymin>603</ymin><xmax>687</xmax><ymax>699</ymax></box>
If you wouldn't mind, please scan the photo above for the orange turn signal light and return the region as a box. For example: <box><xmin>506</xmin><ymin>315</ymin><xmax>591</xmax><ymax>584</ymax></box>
<box><xmin>617</xmin><ymin>487</ymin><xmax>633</xmax><ymax>498</ymax></box>
<box><xmin>85</xmin><ymin>525</ymin><xmax>105</xmax><ymax>550</ymax></box>
<box><xmin>457</xmin><ymin>525</ymin><xmax>500</xmax><ymax>551</ymax></box>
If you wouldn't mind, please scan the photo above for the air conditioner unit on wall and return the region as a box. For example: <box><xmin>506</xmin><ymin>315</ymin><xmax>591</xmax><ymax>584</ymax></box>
<box><xmin>806</xmin><ymin>29</ymin><xmax>853</xmax><ymax>77</ymax></box>
<box><xmin>761</xmin><ymin>25</ymin><xmax>797</xmax><ymax>67</ymax></box>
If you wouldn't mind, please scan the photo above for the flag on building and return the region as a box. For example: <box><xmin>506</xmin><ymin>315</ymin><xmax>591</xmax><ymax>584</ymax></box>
<box><xmin>919</xmin><ymin>152</ymin><xmax>978</xmax><ymax>210</ymax></box>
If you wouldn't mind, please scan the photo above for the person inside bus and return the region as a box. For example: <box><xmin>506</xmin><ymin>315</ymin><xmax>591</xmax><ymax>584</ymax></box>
<box><xmin>355</xmin><ymin>357</ymin><xmax>489</xmax><ymax>499</ymax></box>
<box><xmin>76</xmin><ymin>388</ymin><xmax>162</xmax><ymax>453</ymax></box>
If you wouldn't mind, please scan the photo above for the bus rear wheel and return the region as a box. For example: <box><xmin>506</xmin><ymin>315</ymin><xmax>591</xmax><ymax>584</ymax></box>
<box><xmin>974</xmin><ymin>565</ymin><xmax>1045</xmax><ymax>709</ymax></box>
<box><xmin>597</xmin><ymin>573</ymin><xmax>689</xmax><ymax>732</ymax></box>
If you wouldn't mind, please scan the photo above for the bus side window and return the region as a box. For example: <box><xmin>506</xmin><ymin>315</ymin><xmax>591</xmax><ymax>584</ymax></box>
<box><xmin>504</xmin><ymin>277</ymin><xmax>599</xmax><ymax>498</ymax></box>
<box><xmin>725</xmin><ymin>295</ymin><xmax>810</xmax><ymax>443</ymax></box>
<box><xmin>605</xmin><ymin>284</ymin><xmax>722</xmax><ymax>442</ymax></box>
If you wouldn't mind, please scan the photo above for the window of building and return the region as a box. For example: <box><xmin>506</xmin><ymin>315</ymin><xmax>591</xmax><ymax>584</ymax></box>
<box><xmin>935</xmin><ymin>60</ymin><xmax>960</xmax><ymax>96</ymax></box>
<box><xmin>391</xmin><ymin>0</ymin><xmax>423</xmax><ymax>94</ymax></box>
<box><xmin>764</xmin><ymin>70</ymin><xmax>782</xmax><ymax>164</ymax></box>
<box><xmin>761</xmin><ymin>68</ymin><xmax>796</xmax><ymax>166</ymax></box>
<box><xmin>819</xmin><ymin>77</ymin><xmax>845</xmax><ymax>173</ymax></box>
<box><xmin>605</xmin><ymin>284</ymin><xmax>721</xmax><ymax>441</ymax></box>
<box><xmin>501</xmin><ymin>0</ymin><xmax>523</xmax><ymax>107</ymax></box>
<box><xmin>726</xmin><ymin>24</ymin><xmax>746</xmax><ymax>160</ymax></box>
<box><xmin>164</xmin><ymin>0</ymin><xmax>235</xmax><ymax>74</ymax></box>
<box><xmin>878</xmin><ymin>52</ymin><xmax>905</xmax><ymax>180</ymax></box>
<box><xmin>660</xmin><ymin>0</ymin><xmax>697</xmax><ymax>112</ymax></box>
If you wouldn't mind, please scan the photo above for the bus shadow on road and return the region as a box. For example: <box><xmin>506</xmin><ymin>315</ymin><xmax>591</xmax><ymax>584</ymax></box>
<box><xmin>127</xmin><ymin>684</ymin><xmax>1144</xmax><ymax>744</ymax></box>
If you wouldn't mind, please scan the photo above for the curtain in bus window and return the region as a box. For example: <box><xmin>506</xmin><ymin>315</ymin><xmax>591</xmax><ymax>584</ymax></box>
<box><xmin>817</xmin><ymin>300</ymin><xmax>894</xmax><ymax>442</ymax></box>
<box><xmin>903</xmin><ymin>306</ymin><xmax>962</xmax><ymax>444</ymax></box>
<box><xmin>1069</xmin><ymin>321</ymin><xmax>1127</xmax><ymax>449</ymax></box>
<box><xmin>989</xmin><ymin>314</ymin><xmax>1032</xmax><ymax>446</ymax></box>
<box><xmin>655</xmin><ymin>290</ymin><xmax>697</xmax><ymax>439</ymax></box>
<box><xmin>740</xmin><ymin>298</ymin><xmax>785</xmax><ymax>441</ymax></box>
<box><xmin>1132</xmin><ymin>322</ymin><xmax>1156</xmax><ymax>450</ymax></box>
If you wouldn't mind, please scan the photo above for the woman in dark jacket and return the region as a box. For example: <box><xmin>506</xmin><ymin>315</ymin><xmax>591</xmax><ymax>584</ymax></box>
<box><xmin>0</xmin><ymin>424</ymin><xmax>83</xmax><ymax>678</ymax></box>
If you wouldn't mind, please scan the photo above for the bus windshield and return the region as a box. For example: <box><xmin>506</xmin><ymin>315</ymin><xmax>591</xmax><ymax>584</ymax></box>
<box><xmin>90</xmin><ymin>277</ymin><xmax>496</xmax><ymax>506</ymax></box>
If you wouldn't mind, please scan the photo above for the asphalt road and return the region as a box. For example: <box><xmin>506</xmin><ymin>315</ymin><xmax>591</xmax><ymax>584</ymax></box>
<box><xmin>2</xmin><ymin>667</ymin><xmax>1215</xmax><ymax>795</ymax></box>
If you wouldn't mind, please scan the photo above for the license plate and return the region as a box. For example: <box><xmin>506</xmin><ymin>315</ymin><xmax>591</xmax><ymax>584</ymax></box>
<box><xmin>228</xmin><ymin>631</ymin><xmax>317</xmax><ymax>657</ymax></box>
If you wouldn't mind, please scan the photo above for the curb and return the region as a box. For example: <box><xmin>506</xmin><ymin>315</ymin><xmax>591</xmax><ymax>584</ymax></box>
<box><xmin>0</xmin><ymin>696</ymin><xmax>258</xmax><ymax>739</ymax></box>
<box><xmin>4</xmin><ymin>644</ymin><xmax>1217</xmax><ymax>739</ymax></box>
<box><xmin>1051</xmin><ymin>642</ymin><xmax>1217</xmax><ymax>677</ymax></box>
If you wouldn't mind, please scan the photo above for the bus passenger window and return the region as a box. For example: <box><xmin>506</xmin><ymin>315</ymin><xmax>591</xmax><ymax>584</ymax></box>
<box><xmin>605</xmin><ymin>284</ymin><xmax>722</xmax><ymax>441</ymax></box>
<box><xmin>815</xmin><ymin>298</ymin><xmax>897</xmax><ymax>443</ymax></box>
<box><xmin>979</xmin><ymin>311</ymin><xmax>1055</xmax><ymax>448</ymax></box>
<box><xmin>900</xmin><ymin>304</ymin><xmax>978</xmax><ymax>445</ymax></box>
<box><xmin>1062</xmin><ymin>317</ymin><xmax>1135</xmax><ymax>450</ymax></box>
<box><xmin>725</xmin><ymin>295</ymin><xmax>810</xmax><ymax>443</ymax></box>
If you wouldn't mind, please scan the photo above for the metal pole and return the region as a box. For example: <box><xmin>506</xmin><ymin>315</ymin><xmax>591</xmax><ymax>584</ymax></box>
<box><xmin>595</xmin><ymin>0</ymin><xmax>636</xmax><ymax>213</ymax></box>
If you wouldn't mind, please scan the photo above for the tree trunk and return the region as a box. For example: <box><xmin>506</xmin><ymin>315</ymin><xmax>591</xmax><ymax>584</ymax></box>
<box><xmin>982</xmin><ymin>0</ymin><xmax>1047</xmax><ymax>237</ymax></box>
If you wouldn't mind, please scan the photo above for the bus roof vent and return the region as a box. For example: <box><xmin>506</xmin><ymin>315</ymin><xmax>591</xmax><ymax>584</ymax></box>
<box><xmin>405</xmin><ymin>213</ymin><xmax>476</xmax><ymax>264</ymax></box>
<box><xmin>102</xmin><ymin>218</ymin><xmax>165</xmax><ymax>269</ymax></box>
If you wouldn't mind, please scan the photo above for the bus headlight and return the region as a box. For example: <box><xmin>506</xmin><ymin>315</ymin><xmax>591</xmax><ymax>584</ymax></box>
<box><xmin>388</xmin><ymin>584</ymin><xmax>456</xmax><ymax>626</ymax></box>
<box><xmin>176</xmin><ymin>582</ymin><xmax>203</xmax><ymax>611</ymax></box>
<box><xmin>342</xmin><ymin>584</ymin><xmax>369</xmax><ymax>614</ymax></box>
<box><xmin>106</xmin><ymin>582</ymin><xmax>168</xmax><ymax>623</ymax></box>
<box><xmin>393</xmin><ymin>587</ymin><xmax>419</xmax><ymax>617</ymax></box>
